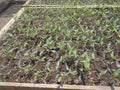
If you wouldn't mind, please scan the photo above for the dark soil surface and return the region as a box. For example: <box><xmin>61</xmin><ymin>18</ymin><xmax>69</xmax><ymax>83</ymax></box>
<box><xmin>30</xmin><ymin>0</ymin><xmax>120</xmax><ymax>5</ymax></box>
<box><xmin>0</xmin><ymin>2</ymin><xmax>25</xmax><ymax>30</ymax></box>
<box><xmin>0</xmin><ymin>8</ymin><xmax>120</xmax><ymax>86</ymax></box>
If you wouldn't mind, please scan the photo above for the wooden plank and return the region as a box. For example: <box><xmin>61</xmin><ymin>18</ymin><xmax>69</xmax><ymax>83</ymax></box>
<box><xmin>23</xmin><ymin>4</ymin><xmax>120</xmax><ymax>8</ymax></box>
<box><xmin>0</xmin><ymin>0</ymin><xmax>31</xmax><ymax>39</ymax></box>
<box><xmin>0</xmin><ymin>82</ymin><xmax>120</xmax><ymax>90</ymax></box>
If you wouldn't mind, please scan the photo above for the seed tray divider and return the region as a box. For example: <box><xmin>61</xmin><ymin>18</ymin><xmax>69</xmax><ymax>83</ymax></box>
<box><xmin>0</xmin><ymin>0</ymin><xmax>32</xmax><ymax>39</ymax></box>
<box><xmin>23</xmin><ymin>4</ymin><xmax>120</xmax><ymax>8</ymax></box>
<box><xmin>0</xmin><ymin>82</ymin><xmax>120</xmax><ymax>90</ymax></box>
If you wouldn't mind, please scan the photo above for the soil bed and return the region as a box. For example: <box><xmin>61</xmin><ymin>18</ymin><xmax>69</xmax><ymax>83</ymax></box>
<box><xmin>0</xmin><ymin>8</ymin><xmax>120</xmax><ymax>86</ymax></box>
<box><xmin>30</xmin><ymin>0</ymin><xmax>120</xmax><ymax>5</ymax></box>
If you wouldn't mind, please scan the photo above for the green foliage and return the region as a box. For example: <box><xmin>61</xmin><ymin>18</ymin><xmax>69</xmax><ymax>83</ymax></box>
<box><xmin>58</xmin><ymin>42</ymin><xmax>66</xmax><ymax>51</ymax></box>
<box><xmin>25</xmin><ymin>65</ymin><xmax>32</xmax><ymax>72</ymax></box>
<box><xmin>46</xmin><ymin>68</ymin><xmax>52</xmax><ymax>75</ymax></box>
<box><xmin>4</xmin><ymin>44</ymin><xmax>14</xmax><ymax>56</ymax></box>
<box><xmin>81</xmin><ymin>54</ymin><xmax>91</xmax><ymax>72</ymax></box>
<box><xmin>100</xmin><ymin>70</ymin><xmax>107</xmax><ymax>76</ymax></box>
<box><xmin>34</xmin><ymin>71</ymin><xmax>41</xmax><ymax>77</ymax></box>
<box><xmin>112</xmin><ymin>69</ymin><xmax>120</xmax><ymax>79</ymax></box>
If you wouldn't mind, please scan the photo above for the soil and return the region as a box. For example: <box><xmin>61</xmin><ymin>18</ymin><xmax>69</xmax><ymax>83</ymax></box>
<box><xmin>0</xmin><ymin>7</ymin><xmax>120</xmax><ymax>86</ymax></box>
<box><xmin>0</xmin><ymin>1</ymin><xmax>25</xmax><ymax>30</ymax></box>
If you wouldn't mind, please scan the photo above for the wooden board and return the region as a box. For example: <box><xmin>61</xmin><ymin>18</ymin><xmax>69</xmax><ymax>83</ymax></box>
<box><xmin>23</xmin><ymin>4</ymin><xmax>120</xmax><ymax>8</ymax></box>
<box><xmin>0</xmin><ymin>0</ymin><xmax>31</xmax><ymax>39</ymax></box>
<box><xmin>0</xmin><ymin>82</ymin><xmax>120</xmax><ymax>90</ymax></box>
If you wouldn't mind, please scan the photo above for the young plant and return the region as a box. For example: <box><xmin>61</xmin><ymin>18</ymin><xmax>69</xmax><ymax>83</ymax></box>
<box><xmin>69</xmin><ymin>70</ymin><xmax>78</xmax><ymax>76</ymax></box>
<box><xmin>64</xmin><ymin>29</ymin><xmax>73</xmax><ymax>40</ymax></box>
<box><xmin>99</xmin><ymin>70</ymin><xmax>107</xmax><ymax>76</ymax></box>
<box><xmin>106</xmin><ymin>44</ymin><xmax>112</xmax><ymax>53</ymax></box>
<box><xmin>43</xmin><ymin>37</ymin><xmax>53</xmax><ymax>48</ymax></box>
<box><xmin>57</xmin><ymin>72</ymin><xmax>69</xmax><ymax>83</ymax></box>
<box><xmin>81</xmin><ymin>53</ymin><xmax>91</xmax><ymax>72</ymax></box>
<box><xmin>25</xmin><ymin>65</ymin><xmax>33</xmax><ymax>73</ymax></box>
<box><xmin>59</xmin><ymin>56</ymin><xmax>66</xmax><ymax>63</ymax></box>
<box><xmin>34</xmin><ymin>71</ymin><xmax>41</xmax><ymax>77</ymax></box>
<box><xmin>58</xmin><ymin>42</ymin><xmax>66</xmax><ymax>51</ymax></box>
<box><xmin>3</xmin><ymin>44</ymin><xmax>15</xmax><ymax>59</ymax></box>
<box><xmin>24</xmin><ymin>52</ymin><xmax>38</xmax><ymax>60</ymax></box>
<box><xmin>81</xmin><ymin>36</ymin><xmax>87</xmax><ymax>42</ymax></box>
<box><xmin>110</xmin><ymin>51</ymin><xmax>116</xmax><ymax>60</ymax></box>
<box><xmin>67</xmin><ymin>47</ymin><xmax>77</xmax><ymax>58</ymax></box>
<box><xmin>116</xmin><ymin>40</ymin><xmax>120</xmax><ymax>45</ymax></box>
<box><xmin>112</xmin><ymin>69</ymin><xmax>120</xmax><ymax>80</ymax></box>
<box><xmin>95</xmin><ymin>20</ymin><xmax>101</xmax><ymax>27</ymax></box>
<box><xmin>46</xmin><ymin>68</ymin><xmax>52</xmax><ymax>75</ymax></box>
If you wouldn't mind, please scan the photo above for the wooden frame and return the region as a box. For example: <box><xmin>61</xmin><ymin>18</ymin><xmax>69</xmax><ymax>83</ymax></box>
<box><xmin>0</xmin><ymin>0</ymin><xmax>31</xmax><ymax>39</ymax></box>
<box><xmin>23</xmin><ymin>4</ymin><xmax>120</xmax><ymax>8</ymax></box>
<box><xmin>0</xmin><ymin>82</ymin><xmax>120</xmax><ymax>90</ymax></box>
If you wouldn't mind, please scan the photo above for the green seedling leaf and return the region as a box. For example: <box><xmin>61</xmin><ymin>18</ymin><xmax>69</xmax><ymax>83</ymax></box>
<box><xmin>116</xmin><ymin>40</ymin><xmax>120</xmax><ymax>45</ymax></box>
<box><xmin>106</xmin><ymin>44</ymin><xmax>112</xmax><ymax>53</ymax></box>
<box><xmin>19</xmin><ymin>68</ymin><xmax>24</xmax><ymax>73</ymax></box>
<box><xmin>4</xmin><ymin>44</ymin><xmax>14</xmax><ymax>55</ymax></box>
<box><xmin>68</xmin><ymin>47</ymin><xmax>77</xmax><ymax>58</ymax></box>
<box><xmin>112</xmin><ymin>69</ymin><xmax>120</xmax><ymax>79</ymax></box>
<box><xmin>110</xmin><ymin>52</ymin><xmax>116</xmax><ymax>60</ymax></box>
<box><xmin>81</xmin><ymin>54</ymin><xmax>91</xmax><ymax>72</ymax></box>
<box><xmin>95</xmin><ymin>20</ymin><xmax>101</xmax><ymax>27</ymax></box>
<box><xmin>100</xmin><ymin>70</ymin><xmax>107</xmax><ymax>76</ymax></box>
<box><xmin>46</xmin><ymin>68</ymin><xmax>52</xmax><ymax>75</ymax></box>
<box><xmin>25</xmin><ymin>65</ymin><xmax>32</xmax><ymax>72</ymax></box>
<box><xmin>58</xmin><ymin>42</ymin><xmax>66</xmax><ymax>51</ymax></box>
<box><xmin>60</xmin><ymin>72</ymin><xmax>69</xmax><ymax>77</ymax></box>
<box><xmin>43</xmin><ymin>37</ymin><xmax>53</xmax><ymax>48</ymax></box>
<box><xmin>57</xmin><ymin>76</ymin><xmax>62</xmax><ymax>83</ymax></box>
<box><xmin>59</xmin><ymin>56</ymin><xmax>65</xmax><ymax>63</ymax></box>
<box><xmin>34</xmin><ymin>71</ymin><xmax>41</xmax><ymax>77</ymax></box>
<box><xmin>70</xmin><ymin>71</ymin><xmax>78</xmax><ymax>76</ymax></box>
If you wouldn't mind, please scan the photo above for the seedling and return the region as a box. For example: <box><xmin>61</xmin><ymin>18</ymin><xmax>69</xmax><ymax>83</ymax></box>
<box><xmin>59</xmin><ymin>56</ymin><xmax>65</xmax><ymax>63</ymax></box>
<box><xmin>46</xmin><ymin>68</ymin><xmax>52</xmax><ymax>75</ymax></box>
<box><xmin>43</xmin><ymin>37</ymin><xmax>53</xmax><ymax>48</ymax></box>
<box><xmin>67</xmin><ymin>47</ymin><xmax>77</xmax><ymax>58</ymax></box>
<box><xmin>3</xmin><ymin>44</ymin><xmax>14</xmax><ymax>59</ymax></box>
<box><xmin>57</xmin><ymin>72</ymin><xmax>69</xmax><ymax>83</ymax></box>
<box><xmin>69</xmin><ymin>70</ymin><xmax>78</xmax><ymax>76</ymax></box>
<box><xmin>110</xmin><ymin>51</ymin><xmax>116</xmax><ymax>60</ymax></box>
<box><xmin>58</xmin><ymin>42</ymin><xmax>66</xmax><ymax>51</ymax></box>
<box><xmin>116</xmin><ymin>40</ymin><xmax>120</xmax><ymax>45</ymax></box>
<box><xmin>95</xmin><ymin>20</ymin><xmax>101</xmax><ymax>27</ymax></box>
<box><xmin>112</xmin><ymin>69</ymin><xmax>120</xmax><ymax>79</ymax></box>
<box><xmin>19</xmin><ymin>68</ymin><xmax>24</xmax><ymax>73</ymax></box>
<box><xmin>34</xmin><ymin>71</ymin><xmax>41</xmax><ymax>77</ymax></box>
<box><xmin>106</xmin><ymin>44</ymin><xmax>112</xmax><ymax>53</ymax></box>
<box><xmin>24</xmin><ymin>52</ymin><xmax>38</xmax><ymax>60</ymax></box>
<box><xmin>81</xmin><ymin>53</ymin><xmax>91</xmax><ymax>72</ymax></box>
<box><xmin>25</xmin><ymin>65</ymin><xmax>32</xmax><ymax>72</ymax></box>
<box><xmin>99</xmin><ymin>70</ymin><xmax>107</xmax><ymax>76</ymax></box>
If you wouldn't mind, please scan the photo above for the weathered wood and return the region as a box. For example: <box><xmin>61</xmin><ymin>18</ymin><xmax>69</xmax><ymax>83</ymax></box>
<box><xmin>0</xmin><ymin>82</ymin><xmax>120</xmax><ymax>90</ymax></box>
<box><xmin>0</xmin><ymin>0</ymin><xmax>31</xmax><ymax>39</ymax></box>
<box><xmin>23</xmin><ymin>4</ymin><xmax>120</xmax><ymax>8</ymax></box>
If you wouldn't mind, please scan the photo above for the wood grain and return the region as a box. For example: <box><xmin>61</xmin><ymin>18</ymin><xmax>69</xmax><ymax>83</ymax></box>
<box><xmin>23</xmin><ymin>4</ymin><xmax>120</xmax><ymax>8</ymax></box>
<box><xmin>0</xmin><ymin>82</ymin><xmax>120</xmax><ymax>90</ymax></box>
